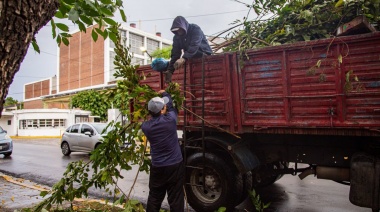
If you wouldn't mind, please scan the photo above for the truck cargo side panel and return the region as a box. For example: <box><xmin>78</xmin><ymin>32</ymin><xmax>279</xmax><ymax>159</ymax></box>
<box><xmin>342</xmin><ymin>38</ymin><xmax>380</xmax><ymax>126</ymax></box>
<box><xmin>239</xmin><ymin>52</ymin><xmax>286</xmax><ymax>126</ymax></box>
<box><xmin>239</xmin><ymin>33</ymin><xmax>380</xmax><ymax>135</ymax></box>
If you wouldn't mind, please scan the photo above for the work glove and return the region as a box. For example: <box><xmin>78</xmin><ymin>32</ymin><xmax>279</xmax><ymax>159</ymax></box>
<box><xmin>173</xmin><ymin>58</ymin><xmax>186</xmax><ymax>70</ymax></box>
<box><xmin>164</xmin><ymin>70</ymin><xmax>173</xmax><ymax>83</ymax></box>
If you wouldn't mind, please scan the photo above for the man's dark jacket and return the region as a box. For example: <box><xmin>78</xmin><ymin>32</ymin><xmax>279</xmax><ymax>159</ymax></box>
<box><xmin>168</xmin><ymin>16</ymin><xmax>212</xmax><ymax>72</ymax></box>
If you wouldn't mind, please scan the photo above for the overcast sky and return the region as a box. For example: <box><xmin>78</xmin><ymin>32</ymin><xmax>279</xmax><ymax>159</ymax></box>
<box><xmin>8</xmin><ymin>0</ymin><xmax>254</xmax><ymax>101</ymax></box>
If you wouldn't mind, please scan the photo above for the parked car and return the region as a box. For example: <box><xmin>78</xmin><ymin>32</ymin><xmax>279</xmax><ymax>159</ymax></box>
<box><xmin>0</xmin><ymin>126</ymin><xmax>13</xmax><ymax>157</ymax></box>
<box><xmin>60</xmin><ymin>122</ymin><xmax>110</xmax><ymax>156</ymax></box>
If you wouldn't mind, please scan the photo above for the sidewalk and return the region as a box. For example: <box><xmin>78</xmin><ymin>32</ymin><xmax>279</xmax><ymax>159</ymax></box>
<box><xmin>0</xmin><ymin>172</ymin><xmax>50</xmax><ymax>211</ymax></box>
<box><xmin>0</xmin><ymin>172</ymin><xmax>125</xmax><ymax>211</ymax></box>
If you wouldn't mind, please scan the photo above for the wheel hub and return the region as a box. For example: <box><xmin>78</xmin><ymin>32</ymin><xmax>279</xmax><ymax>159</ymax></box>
<box><xmin>189</xmin><ymin>168</ymin><xmax>222</xmax><ymax>203</ymax></box>
<box><xmin>204</xmin><ymin>174</ymin><xmax>218</xmax><ymax>190</ymax></box>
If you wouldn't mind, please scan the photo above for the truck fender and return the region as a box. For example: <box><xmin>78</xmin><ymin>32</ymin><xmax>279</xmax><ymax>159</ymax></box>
<box><xmin>204</xmin><ymin>136</ymin><xmax>260</xmax><ymax>174</ymax></box>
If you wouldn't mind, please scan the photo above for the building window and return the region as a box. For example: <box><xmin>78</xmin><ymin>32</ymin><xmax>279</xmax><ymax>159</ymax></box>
<box><xmin>109</xmin><ymin>51</ymin><xmax>117</xmax><ymax>82</ymax></box>
<box><xmin>75</xmin><ymin>115</ymin><xmax>88</xmax><ymax>123</ymax></box>
<box><xmin>54</xmin><ymin>119</ymin><xmax>66</xmax><ymax>127</ymax></box>
<box><xmin>131</xmin><ymin>57</ymin><xmax>144</xmax><ymax>65</ymax></box>
<box><xmin>19</xmin><ymin>119</ymin><xmax>66</xmax><ymax>129</ymax></box>
<box><xmin>129</xmin><ymin>33</ymin><xmax>144</xmax><ymax>55</ymax></box>
<box><xmin>162</xmin><ymin>43</ymin><xmax>171</xmax><ymax>49</ymax></box>
<box><xmin>147</xmin><ymin>38</ymin><xmax>159</xmax><ymax>53</ymax></box>
<box><xmin>7</xmin><ymin>120</ymin><xmax>11</xmax><ymax>125</ymax></box>
<box><xmin>110</xmin><ymin>29</ymin><xmax>127</xmax><ymax>48</ymax></box>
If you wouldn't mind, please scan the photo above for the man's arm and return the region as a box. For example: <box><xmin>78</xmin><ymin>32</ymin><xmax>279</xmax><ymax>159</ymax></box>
<box><xmin>167</xmin><ymin>36</ymin><xmax>182</xmax><ymax>72</ymax></box>
<box><xmin>158</xmin><ymin>90</ymin><xmax>177</xmax><ymax>115</ymax></box>
<box><xmin>183</xmin><ymin>25</ymin><xmax>203</xmax><ymax>59</ymax></box>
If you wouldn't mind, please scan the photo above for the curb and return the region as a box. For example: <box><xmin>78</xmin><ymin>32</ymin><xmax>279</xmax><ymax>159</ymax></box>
<box><xmin>10</xmin><ymin>136</ymin><xmax>62</xmax><ymax>139</ymax></box>
<box><xmin>0</xmin><ymin>173</ymin><xmax>125</xmax><ymax>210</ymax></box>
<box><xmin>1</xmin><ymin>174</ymin><xmax>49</xmax><ymax>191</ymax></box>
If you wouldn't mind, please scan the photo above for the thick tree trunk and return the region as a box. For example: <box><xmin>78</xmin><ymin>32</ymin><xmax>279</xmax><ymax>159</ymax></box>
<box><xmin>0</xmin><ymin>0</ymin><xmax>59</xmax><ymax>116</ymax></box>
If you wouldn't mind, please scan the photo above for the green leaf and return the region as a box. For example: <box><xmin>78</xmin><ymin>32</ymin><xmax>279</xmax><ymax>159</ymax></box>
<box><xmin>100</xmin><ymin>0</ymin><xmax>112</xmax><ymax>4</ymax></box>
<box><xmin>95</xmin><ymin>27</ymin><xmax>108</xmax><ymax>40</ymax></box>
<box><xmin>129</xmin><ymin>199</ymin><xmax>140</xmax><ymax>205</ymax></box>
<box><xmin>103</xmin><ymin>17</ymin><xmax>117</xmax><ymax>26</ymax></box>
<box><xmin>68</xmin><ymin>8</ymin><xmax>80</xmax><ymax>22</ymax></box>
<box><xmin>316</xmin><ymin>59</ymin><xmax>321</xmax><ymax>68</ymax></box>
<box><xmin>120</xmin><ymin>9</ymin><xmax>127</xmax><ymax>22</ymax></box>
<box><xmin>335</xmin><ymin>0</ymin><xmax>344</xmax><ymax>7</ymax></box>
<box><xmin>217</xmin><ymin>207</ymin><xmax>227</xmax><ymax>212</ymax></box>
<box><xmin>95</xmin><ymin>27</ymin><xmax>104</xmax><ymax>36</ymax></box>
<box><xmin>56</xmin><ymin>35</ymin><xmax>62</xmax><ymax>46</ymax></box>
<box><xmin>60</xmin><ymin>33</ymin><xmax>72</xmax><ymax>38</ymax></box>
<box><xmin>54</xmin><ymin>10</ymin><xmax>65</xmax><ymax>19</ymax></box>
<box><xmin>76</xmin><ymin>21</ymin><xmax>86</xmax><ymax>32</ymax></box>
<box><xmin>116</xmin><ymin>0</ymin><xmax>122</xmax><ymax>6</ymax></box>
<box><xmin>62</xmin><ymin>0</ymin><xmax>76</xmax><ymax>4</ymax></box>
<box><xmin>92</xmin><ymin>29</ymin><xmax>98</xmax><ymax>42</ymax></box>
<box><xmin>40</xmin><ymin>191</ymin><xmax>49</xmax><ymax>197</ymax></box>
<box><xmin>31</xmin><ymin>39</ymin><xmax>40</xmax><ymax>53</ymax></box>
<box><xmin>108</xmin><ymin>31</ymin><xmax>117</xmax><ymax>43</ymax></box>
<box><xmin>80</xmin><ymin>15</ymin><xmax>93</xmax><ymax>25</ymax></box>
<box><xmin>55</xmin><ymin>23</ymin><xmax>69</xmax><ymax>32</ymax></box>
<box><xmin>100</xmin><ymin>7</ymin><xmax>114</xmax><ymax>16</ymax></box>
<box><xmin>62</xmin><ymin>36</ymin><xmax>70</xmax><ymax>46</ymax></box>
<box><xmin>338</xmin><ymin>54</ymin><xmax>342</xmax><ymax>64</ymax></box>
<box><xmin>51</xmin><ymin>19</ymin><xmax>57</xmax><ymax>38</ymax></box>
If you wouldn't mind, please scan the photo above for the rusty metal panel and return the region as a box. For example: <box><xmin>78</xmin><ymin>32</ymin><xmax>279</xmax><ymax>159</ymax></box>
<box><xmin>239</xmin><ymin>51</ymin><xmax>287</xmax><ymax>126</ymax></box>
<box><xmin>287</xmin><ymin>45</ymin><xmax>339</xmax><ymax>127</ymax></box>
<box><xmin>138</xmin><ymin>54</ymin><xmax>233</xmax><ymax>131</ymax></box>
<box><xmin>239</xmin><ymin>32</ymin><xmax>380</xmax><ymax>134</ymax></box>
<box><xmin>181</xmin><ymin>55</ymin><xmax>232</xmax><ymax>130</ymax></box>
<box><xmin>342</xmin><ymin>36</ymin><xmax>380</xmax><ymax>126</ymax></box>
<box><xmin>138</xmin><ymin>66</ymin><xmax>162</xmax><ymax>91</ymax></box>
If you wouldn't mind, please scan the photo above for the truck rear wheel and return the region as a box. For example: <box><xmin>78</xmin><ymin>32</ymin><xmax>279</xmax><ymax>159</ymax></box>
<box><xmin>185</xmin><ymin>152</ymin><xmax>243</xmax><ymax>212</ymax></box>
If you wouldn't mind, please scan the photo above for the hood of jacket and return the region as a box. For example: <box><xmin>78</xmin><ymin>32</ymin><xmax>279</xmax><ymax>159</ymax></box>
<box><xmin>171</xmin><ymin>16</ymin><xmax>189</xmax><ymax>34</ymax></box>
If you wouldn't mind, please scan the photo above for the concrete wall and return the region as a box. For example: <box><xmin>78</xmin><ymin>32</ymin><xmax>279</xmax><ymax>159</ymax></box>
<box><xmin>0</xmin><ymin>112</ymin><xmax>15</xmax><ymax>135</ymax></box>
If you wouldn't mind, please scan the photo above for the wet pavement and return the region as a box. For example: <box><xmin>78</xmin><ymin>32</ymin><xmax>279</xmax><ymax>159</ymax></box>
<box><xmin>0</xmin><ymin>138</ymin><xmax>372</xmax><ymax>212</ymax></box>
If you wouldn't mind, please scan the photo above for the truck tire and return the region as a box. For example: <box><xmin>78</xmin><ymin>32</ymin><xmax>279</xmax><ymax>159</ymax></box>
<box><xmin>185</xmin><ymin>152</ymin><xmax>243</xmax><ymax>212</ymax></box>
<box><xmin>252</xmin><ymin>161</ymin><xmax>288</xmax><ymax>187</ymax></box>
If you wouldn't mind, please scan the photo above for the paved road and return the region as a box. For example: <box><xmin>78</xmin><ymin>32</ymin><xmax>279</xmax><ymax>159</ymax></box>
<box><xmin>0</xmin><ymin>139</ymin><xmax>371</xmax><ymax>211</ymax></box>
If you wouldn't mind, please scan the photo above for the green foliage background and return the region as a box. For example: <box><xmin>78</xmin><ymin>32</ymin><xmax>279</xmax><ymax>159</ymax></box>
<box><xmin>222</xmin><ymin>0</ymin><xmax>380</xmax><ymax>52</ymax></box>
<box><xmin>70</xmin><ymin>90</ymin><xmax>113</xmax><ymax>121</ymax></box>
<box><xmin>150</xmin><ymin>46</ymin><xmax>172</xmax><ymax>59</ymax></box>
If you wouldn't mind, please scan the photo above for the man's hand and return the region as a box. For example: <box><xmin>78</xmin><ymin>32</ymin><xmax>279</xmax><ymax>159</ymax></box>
<box><xmin>173</xmin><ymin>58</ymin><xmax>186</xmax><ymax>70</ymax></box>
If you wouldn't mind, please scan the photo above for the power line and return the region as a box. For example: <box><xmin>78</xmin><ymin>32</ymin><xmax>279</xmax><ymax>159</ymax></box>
<box><xmin>127</xmin><ymin>10</ymin><xmax>249</xmax><ymax>23</ymax></box>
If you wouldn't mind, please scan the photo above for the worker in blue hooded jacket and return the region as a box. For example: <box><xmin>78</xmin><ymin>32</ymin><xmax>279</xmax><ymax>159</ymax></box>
<box><xmin>164</xmin><ymin>16</ymin><xmax>213</xmax><ymax>83</ymax></box>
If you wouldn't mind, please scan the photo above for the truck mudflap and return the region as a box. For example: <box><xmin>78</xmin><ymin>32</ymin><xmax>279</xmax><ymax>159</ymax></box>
<box><xmin>350</xmin><ymin>152</ymin><xmax>380</xmax><ymax>210</ymax></box>
<box><xmin>205</xmin><ymin>136</ymin><xmax>260</xmax><ymax>173</ymax></box>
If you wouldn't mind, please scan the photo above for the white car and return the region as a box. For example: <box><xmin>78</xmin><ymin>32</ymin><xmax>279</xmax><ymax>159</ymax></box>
<box><xmin>0</xmin><ymin>126</ymin><xmax>13</xmax><ymax>157</ymax></box>
<box><xmin>60</xmin><ymin>122</ymin><xmax>109</xmax><ymax>156</ymax></box>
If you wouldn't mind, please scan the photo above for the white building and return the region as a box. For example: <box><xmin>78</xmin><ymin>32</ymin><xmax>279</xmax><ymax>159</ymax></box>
<box><xmin>0</xmin><ymin>109</ymin><xmax>91</xmax><ymax>137</ymax></box>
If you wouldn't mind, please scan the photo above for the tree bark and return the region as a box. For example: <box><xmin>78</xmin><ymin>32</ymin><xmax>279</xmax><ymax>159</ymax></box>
<box><xmin>0</xmin><ymin>0</ymin><xmax>59</xmax><ymax>116</ymax></box>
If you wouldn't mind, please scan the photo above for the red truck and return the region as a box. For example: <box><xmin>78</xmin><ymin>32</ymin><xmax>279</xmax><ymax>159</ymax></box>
<box><xmin>138</xmin><ymin>32</ymin><xmax>380</xmax><ymax>211</ymax></box>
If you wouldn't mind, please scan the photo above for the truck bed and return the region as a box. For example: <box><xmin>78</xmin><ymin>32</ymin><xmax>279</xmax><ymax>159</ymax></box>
<box><xmin>138</xmin><ymin>32</ymin><xmax>380</xmax><ymax>137</ymax></box>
